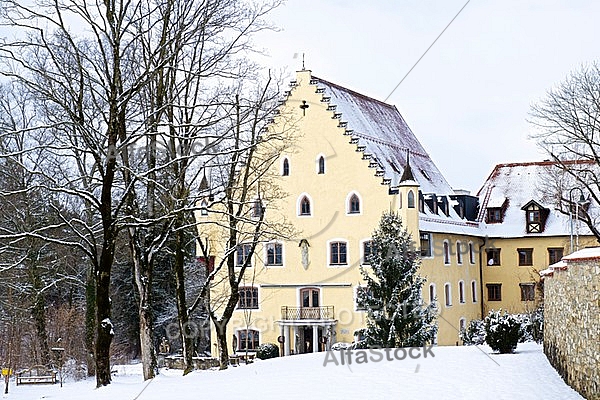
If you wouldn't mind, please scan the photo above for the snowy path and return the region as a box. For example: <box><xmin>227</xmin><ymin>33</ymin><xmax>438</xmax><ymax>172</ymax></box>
<box><xmin>2</xmin><ymin>342</ymin><xmax>584</xmax><ymax>400</ymax></box>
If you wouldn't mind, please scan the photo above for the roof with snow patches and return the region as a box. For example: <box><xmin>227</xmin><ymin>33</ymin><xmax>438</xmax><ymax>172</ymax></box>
<box><xmin>313</xmin><ymin>76</ymin><xmax>453</xmax><ymax>195</ymax></box>
<box><xmin>476</xmin><ymin>161</ymin><xmax>594</xmax><ymax>237</ymax></box>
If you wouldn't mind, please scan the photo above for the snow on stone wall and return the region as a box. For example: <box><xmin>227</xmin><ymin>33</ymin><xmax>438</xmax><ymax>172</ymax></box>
<box><xmin>543</xmin><ymin>250</ymin><xmax>600</xmax><ymax>400</ymax></box>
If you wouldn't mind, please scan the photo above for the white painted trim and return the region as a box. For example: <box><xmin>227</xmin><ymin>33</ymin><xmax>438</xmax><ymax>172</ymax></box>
<box><xmin>456</xmin><ymin>240</ymin><xmax>463</xmax><ymax>265</ymax></box>
<box><xmin>315</xmin><ymin>153</ymin><xmax>327</xmax><ymax>175</ymax></box>
<box><xmin>296</xmin><ymin>192</ymin><xmax>314</xmax><ymax>218</ymax></box>
<box><xmin>458</xmin><ymin>280</ymin><xmax>465</xmax><ymax>304</ymax></box>
<box><xmin>234</xmin><ymin>285</ymin><xmax>262</xmax><ymax>312</ymax></box>
<box><xmin>326</xmin><ymin>238</ymin><xmax>350</xmax><ymax>268</ymax></box>
<box><xmin>428</xmin><ymin>283</ymin><xmax>437</xmax><ymax>305</ymax></box>
<box><xmin>468</xmin><ymin>241</ymin><xmax>475</xmax><ymax>264</ymax></box>
<box><xmin>296</xmin><ymin>286</ymin><xmax>322</xmax><ymax>308</ymax></box>
<box><xmin>281</xmin><ymin>156</ymin><xmax>291</xmax><ymax>176</ymax></box>
<box><xmin>345</xmin><ymin>191</ymin><xmax>363</xmax><ymax>216</ymax></box>
<box><xmin>263</xmin><ymin>240</ymin><xmax>285</xmax><ymax>268</ymax></box>
<box><xmin>444</xmin><ymin>282</ymin><xmax>452</xmax><ymax>307</ymax></box>
<box><xmin>471</xmin><ymin>280</ymin><xmax>477</xmax><ymax>303</ymax></box>
<box><xmin>359</xmin><ymin>238</ymin><xmax>372</xmax><ymax>265</ymax></box>
<box><xmin>443</xmin><ymin>240</ymin><xmax>451</xmax><ymax>265</ymax></box>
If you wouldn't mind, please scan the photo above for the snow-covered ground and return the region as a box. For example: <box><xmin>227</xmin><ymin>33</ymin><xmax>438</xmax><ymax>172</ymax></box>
<box><xmin>1</xmin><ymin>342</ymin><xmax>583</xmax><ymax>400</ymax></box>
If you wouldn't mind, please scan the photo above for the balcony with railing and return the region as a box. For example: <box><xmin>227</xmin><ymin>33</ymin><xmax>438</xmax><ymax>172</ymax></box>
<box><xmin>280</xmin><ymin>306</ymin><xmax>335</xmax><ymax>321</ymax></box>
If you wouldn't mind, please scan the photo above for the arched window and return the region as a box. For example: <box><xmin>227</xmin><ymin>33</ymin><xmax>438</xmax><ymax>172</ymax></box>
<box><xmin>318</xmin><ymin>156</ymin><xmax>325</xmax><ymax>174</ymax></box>
<box><xmin>459</xmin><ymin>280</ymin><xmax>465</xmax><ymax>303</ymax></box>
<box><xmin>444</xmin><ymin>283</ymin><xmax>452</xmax><ymax>307</ymax></box>
<box><xmin>459</xmin><ymin>318</ymin><xmax>466</xmax><ymax>335</ymax></box>
<box><xmin>429</xmin><ymin>283</ymin><xmax>436</xmax><ymax>304</ymax></box>
<box><xmin>300</xmin><ymin>196</ymin><xmax>311</xmax><ymax>216</ymax></box>
<box><xmin>471</xmin><ymin>280</ymin><xmax>477</xmax><ymax>302</ymax></box>
<box><xmin>282</xmin><ymin>158</ymin><xmax>290</xmax><ymax>176</ymax></box>
<box><xmin>349</xmin><ymin>194</ymin><xmax>360</xmax><ymax>214</ymax></box>
<box><xmin>407</xmin><ymin>190</ymin><xmax>415</xmax><ymax>208</ymax></box>
<box><xmin>469</xmin><ymin>242</ymin><xmax>475</xmax><ymax>264</ymax></box>
<box><xmin>456</xmin><ymin>241</ymin><xmax>463</xmax><ymax>264</ymax></box>
<box><xmin>443</xmin><ymin>241</ymin><xmax>450</xmax><ymax>265</ymax></box>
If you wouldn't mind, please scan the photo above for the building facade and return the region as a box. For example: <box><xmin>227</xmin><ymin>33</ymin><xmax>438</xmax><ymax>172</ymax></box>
<box><xmin>200</xmin><ymin>70</ymin><xmax>595</xmax><ymax>355</ymax></box>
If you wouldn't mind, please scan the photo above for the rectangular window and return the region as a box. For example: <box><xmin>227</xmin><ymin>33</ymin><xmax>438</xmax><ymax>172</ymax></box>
<box><xmin>518</xmin><ymin>248</ymin><xmax>533</xmax><ymax>266</ymax></box>
<box><xmin>444</xmin><ymin>284</ymin><xmax>452</xmax><ymax>307</ymax></box>
<box><xmin>486</xmin><ymin>208</ymin><xmax>502</xmax><ymax>223</ymax></box>
<box><xmin>471</xmin><ymin>280</ymin><xmax>477</xmax><ymax>303</ymax></box>
<box><xmin>459</xmin><ymin>281</ymin><xmax>465</xmax><ymax>303</ymax></box>
<box><xmin>548</xmin><ymin>248</ymin><xmax>564</xmax><ymax>265</ymax></box>
<box><xmin>330</xmin><ymin>242</ymin><xmax>347</xmax><ymax>265</ymax></box>
<box><xmin>420</xmin><ymin>232</ymin><xmax>432</xmax><ymax>257</ymax></box>
<box><xmin>486</xmin><ymin>284</ymin><xmax>502</xmax><ymax>301</ymax></box>
<box><xmin>469</xmin><ymin>243</ymin><xmax>475</xmax><ymax>264</ymax></box>
<box><xmin>236</xmin><ymin>244</ymin><xmax>252</xmax><ymax>267</ymax></box>
<box><xmin>456</xmin><ymin>242</ymin><xmax>463</xmax><ymax>264</ymax></box>
<box><xmin>238</xmin><ymin>330</ymin><xmax>259</xmax><ymax>351</ymax></box>
<box><xmin>486</xmin><ymin>248</ymin><xmax>501</xmax><ymax>266</ymax></box>
<box><xmin>520</xmin><ymin>283</ymin><xmax>535</xmax><ymax>301</ymax></box>
<box><xmin>528</xmin><ymin>210</ymin><xmax>540</xmax><ymax>222</ymax></box>
<box><xmin>362</xmin><ymin>241</ymin><xmax>373</xmax><ymax>265</ymax></box>
<box><xmin>266</xmin><ymin>243</ymin><xmax>283</xmax><ymax>266</ymax></box>
<box><xmin>238</xmin><ymin>287</ymin><xmax>258</xmax><ymax>309</ymax></box>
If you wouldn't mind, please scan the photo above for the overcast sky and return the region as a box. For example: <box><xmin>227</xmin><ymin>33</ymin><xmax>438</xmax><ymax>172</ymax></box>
<box><xmin>254</xmin><ymin>0</ymin><xmax>600</xmax><ymax>193</ymax></box>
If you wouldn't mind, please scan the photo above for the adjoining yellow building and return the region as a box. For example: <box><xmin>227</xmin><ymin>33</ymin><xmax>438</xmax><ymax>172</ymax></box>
<box><xmin>200</xmin><ymin>70</ymin><xmax>595</xmax><ymax>355</ymax></box>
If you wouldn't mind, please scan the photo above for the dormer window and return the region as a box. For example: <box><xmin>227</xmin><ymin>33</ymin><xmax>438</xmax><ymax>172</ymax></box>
<box><xmin>521</xmin><ymin>200</ymin><xmax>548</xmax><ymax>233</ymax></box>
<box><xmin>486</xmin><ymin>208</ymin><xmax>502</xmax><ymax>223</ymax></box>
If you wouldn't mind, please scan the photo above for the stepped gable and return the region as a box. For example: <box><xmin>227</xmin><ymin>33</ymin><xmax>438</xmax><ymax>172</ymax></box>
<box><xmin>313</xmin><ymin>76</ymin><xmax>453</xmax><ymax>195</ymax></box>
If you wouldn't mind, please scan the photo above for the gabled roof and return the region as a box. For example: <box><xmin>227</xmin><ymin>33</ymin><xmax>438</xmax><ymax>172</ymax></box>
<box><xmin>313</xmin><ymin>76</ymin><xmax>453</xmax><ymax>194</ymax></box>
<box><xmin>477</xmin><ymin>161</ymin><xmax>594</xmax><ymax>237</ymax></box>
<box><xmin>520</xmin><ymin>200</ymin><xmax>547</xmax><ymax>211</ymax></box>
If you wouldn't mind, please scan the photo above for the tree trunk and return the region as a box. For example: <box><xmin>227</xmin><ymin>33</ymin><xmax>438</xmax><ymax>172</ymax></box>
<box><xmin>174</xmin><ymin>225</ymin><xmax>194</xmax><ymax>375</ymax></box>
<box><xmin>85</xmin><ymin>264</ymin><xmax>96</xmax><ymax>376</ymax></box>
<box><xmin>32</xmin><ymin>292</ymin><xmax>50</xmax><ymax>365</ymax></box>
<box><xmin>214</xmin><ymin>319</ymin><xmax>229</xmax><ymax>370</ymax></box>
<box><xmin>95</xmin><ymin>250</ymin><xmax>114</xmax><ymax>387</ymax></box>
<box><xmin>138</xmin><ymin>296</ymin><xmax>157</xmax><ymax>380</ymax></box>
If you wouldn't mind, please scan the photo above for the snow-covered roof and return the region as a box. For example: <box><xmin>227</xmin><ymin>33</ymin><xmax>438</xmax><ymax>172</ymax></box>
<box><xmin>314</xmin><ymin>76</ymin><xmax>453</xmax><ymax>194</ymax></box>
<box><xmin>476</xmin><ymin>161</ymin><xmax>593</xmax><ymax>238</ymax></box>
<box><xmin>562</xmin><ymin>246</ymin><xmax>600</xmax><ymax>261</ymax></box>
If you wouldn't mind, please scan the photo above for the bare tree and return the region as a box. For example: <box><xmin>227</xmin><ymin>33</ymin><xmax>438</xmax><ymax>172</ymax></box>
<box><xmin>529</xmin><ymin>62</ymin><xmax>600</xmax><ymax>242</ymax></box>
<box><xmin>190</xmin><ymin>76</ymin><xmax>296</xmax><ymax>369</ymax></box>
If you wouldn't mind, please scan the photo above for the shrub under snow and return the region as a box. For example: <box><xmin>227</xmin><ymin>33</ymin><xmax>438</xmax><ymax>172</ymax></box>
<box><xmin>484</xmin><ymin>310</ymin><xmax>522</xmax><ymax>353</ymax></box>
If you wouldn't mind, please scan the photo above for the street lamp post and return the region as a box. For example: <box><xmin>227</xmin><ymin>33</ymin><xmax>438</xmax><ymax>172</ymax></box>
<box><xmin>568</xmin><ymin>187</ymin><xmax>587</xmax><ymax>254</ymax></box>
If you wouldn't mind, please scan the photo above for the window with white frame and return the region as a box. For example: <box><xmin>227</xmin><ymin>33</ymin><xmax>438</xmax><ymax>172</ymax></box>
<box><xmin>420</xmin><ymin>232</ymin><xmax>432</xmax><ymax>257</ymax></box>
<box><xmin>299</xmin><ymin>195</ymin><xmax>312</xmax><ymax>216</ymax></box>
<box><xmin>458</xmin><ymin>280</ymin><xmax>465</xmax><ymax>303</ymax></box>
<box><xmin>444</xmin><ymin>283</ymin><xmax>452</xmax><ymax>307</ymax></box>
<box><xmin>238</xmin><ymin>329</ymin><xmax>259</xmax><ymax>351</ymax></box>
<box><xmin>429</xmin><ymin>283</ymin><xmax>436</xmax><ymax>304</ymax></box>
<box><xmin>236</xmin><ymin>243</ymin><xmax>252</xmax><ymax>267</ymax></box>
<box><xmin>362</xmin><ymin>240</ymin><xmax>373</xmax><ymax>265</ymax></box>
<box><xmin>329</xmin><ymin>241</ymin><xmax>348</xmax><ymax>266</ymax></box>
<box><xmin>469</xmin><ymin>242</ymin><xmax>475</xmax><ymax>264</ymax></box>
<box><xmin>238</xmin><ymin>287</ymin><xmax>258</xmax><ymax>309</ymax></box>
<box><xmin>348</xmin><ymin>193</ymin><xmax>361</xmax><ymax>214</ymax></box>
<box><xmin>265</xmin><ymin>242</ymin><xmax>283</xmax><ymax>266</ymax></box>
<box><xmin>407</xmin><ymin>190</ymin><xmax>415</xmax><ymax>208</ymax></box>
<box><xmin>456</xmin><ymin>241</ymin><xmax>463</xmax><ymax>264</ymax></box>
<box><xmin>443</xmin><ymin>241</ymin><xmax>450</xmax><ymax>265</ymax></box>
<box><xmin>471</xmin><ymin>280</ymin><xmax>477</xmax><ymax>303</ymax></box>
<box><xmin>282</xmin><ymin>158</ymin><xmax>290</xmax><ymax>176</ymax></box>
<box><xmin>317</xmin><ymin>156</ymin><xmax>325</xmax><ymax>174</ymax></box>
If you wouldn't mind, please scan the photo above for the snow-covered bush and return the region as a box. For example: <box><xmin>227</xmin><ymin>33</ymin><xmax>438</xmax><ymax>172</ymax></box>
<box><xmin>331</xmin><ymin>342</ymin><xmax>351</xmax><ymax>350</ymax></box>
<box><xmin>460</xmin><ymin>319</ymin><xmax>486</xmax><ymax>345</ymax></box>
<box><xmin>256</xmin><ymin>343</ymin><xmax>279</xmax><ymax>360</ymax></box>
<box><xmin>484</xmin><ymin>309</ymin><xmax>522</xmax><ymax>353</ymax></box>
<box><xmin>516</xmin><ymin>306</ymin><xmax>544</xmax><ymax>343</ymax></box>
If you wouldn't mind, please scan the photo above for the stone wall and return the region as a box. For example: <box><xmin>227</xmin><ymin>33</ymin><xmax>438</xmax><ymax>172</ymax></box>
<box><xmin>543</xmin><ymin>252</ymin><xmax>600</xmax><ymax>400</ymax></box>
<box><xmin>163</xmin><ymin>356</ymin><xmax>220</xmax><ymax>370</ymax></box>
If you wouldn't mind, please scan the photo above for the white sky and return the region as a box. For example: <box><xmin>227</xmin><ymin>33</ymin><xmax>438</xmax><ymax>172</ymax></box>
<box><xmin>253</xmin><ymin>0</ymin><xmax>600</xmax><ymax>192</ymax></box>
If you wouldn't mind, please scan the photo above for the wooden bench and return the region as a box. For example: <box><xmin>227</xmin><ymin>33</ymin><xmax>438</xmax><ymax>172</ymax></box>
<box><xmin>16</xmin><ymin>365</ymin><xmax>57</xmax><ymax>385</ymax></box>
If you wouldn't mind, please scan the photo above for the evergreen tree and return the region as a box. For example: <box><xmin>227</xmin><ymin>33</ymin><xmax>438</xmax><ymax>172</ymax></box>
<box><xmin>358</xmin><ymin>212</ymin><xmax>437</xmax><ymax>348</ymax></box>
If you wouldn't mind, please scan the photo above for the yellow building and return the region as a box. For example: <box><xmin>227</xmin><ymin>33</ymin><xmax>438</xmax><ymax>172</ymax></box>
<box><xmin>200</xmin><ymin>70</ymin><xmax>595</xmax><ymax>355</ymax></box>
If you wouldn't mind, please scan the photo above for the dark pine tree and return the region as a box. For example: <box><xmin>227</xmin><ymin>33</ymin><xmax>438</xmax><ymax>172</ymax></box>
<box><xmin>358</xmin><ymin>212</ymin><xmax>437</xmax><ymax>348</ymax></box>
